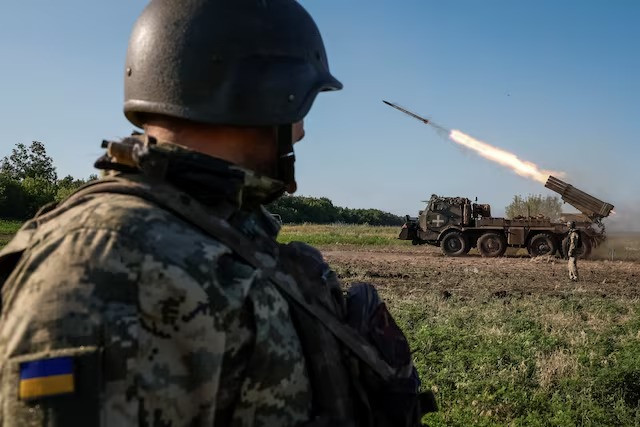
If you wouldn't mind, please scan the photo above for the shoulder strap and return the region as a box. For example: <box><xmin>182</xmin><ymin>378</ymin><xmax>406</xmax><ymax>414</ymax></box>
<box><xmin>64</xmin><ymin>178</ymin><xmax>396</xmax><ymax>381</ymax></box>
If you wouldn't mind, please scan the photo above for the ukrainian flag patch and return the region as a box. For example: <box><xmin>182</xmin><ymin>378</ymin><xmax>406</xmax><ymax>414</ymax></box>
<box><xmin>19</xmin><ymin>356</ymin><xmax>75</xmax><ymax>400</ymax></box>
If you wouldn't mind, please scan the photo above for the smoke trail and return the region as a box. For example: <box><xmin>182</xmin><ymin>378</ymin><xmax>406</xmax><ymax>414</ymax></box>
<box><xmin>381</xmin><ymin>100</ymin><xmax>566</xmax><ymax>184</ymax></box>
<box><xmin>445</xmin><ymin>129</ymin><xmax>565</xmax><ymax>184</ymax></box>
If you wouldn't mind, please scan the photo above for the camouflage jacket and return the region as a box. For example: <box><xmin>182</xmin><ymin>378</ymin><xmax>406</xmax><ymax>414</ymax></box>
<box><xmin>0</xmin><ymin>138</ymin><xmax>315</xmax><ymax>426</ymax></box>
<box><xmin>567</xmin><ymin>229</ymin><xmax>580</xmax><ymax>258</ymax></box>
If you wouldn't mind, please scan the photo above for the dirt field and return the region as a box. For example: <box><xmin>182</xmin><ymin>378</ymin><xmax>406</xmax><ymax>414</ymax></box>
<box><xmin>321</xmin><ymin>244</ymin><xmax>640</xmax><ymax>299</ymax></box>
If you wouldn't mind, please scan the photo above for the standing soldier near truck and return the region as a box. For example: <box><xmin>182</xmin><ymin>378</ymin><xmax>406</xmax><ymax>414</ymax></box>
<box><xmin>567</xmin><ymin>221</ymin><xmax>581</xmax><ymax>281</ymax></box>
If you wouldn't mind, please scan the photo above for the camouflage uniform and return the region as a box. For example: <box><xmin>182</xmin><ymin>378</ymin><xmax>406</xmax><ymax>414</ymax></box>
<box><xmin>567</xmin><ymin>228</ymin><xmax>580</xmax><ymax>281</ymax></box>
<box><xmin>0</xmin><ymin>140</ymin><xmax>314</xmax><ymax>426</ymax></box>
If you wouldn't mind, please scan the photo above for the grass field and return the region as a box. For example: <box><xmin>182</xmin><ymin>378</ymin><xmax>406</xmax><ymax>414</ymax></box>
<box><xmin>278</xmin><ymin>223</ymin><xmax>409</xmax><ymax>246</ymax></box>
<box><xmin>393</xmin><ymin>291</ymin><xmax>639</xmax><ymax>426</ymax></box>
<box><xmin>1</xmin><ymin>220</ymin><xmax>638</xmax><ymax>425</ymax></box>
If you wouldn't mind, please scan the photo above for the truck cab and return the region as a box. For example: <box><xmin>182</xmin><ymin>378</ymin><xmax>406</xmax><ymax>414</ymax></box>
<box><xmin>402</xmin><ymin>195</ymin><xmax>490</xmax><ymax>244</ymax></box>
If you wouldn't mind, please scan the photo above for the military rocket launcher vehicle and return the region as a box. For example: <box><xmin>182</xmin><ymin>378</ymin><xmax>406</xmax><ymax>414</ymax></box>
<box><xmin>399</xmin><ymin>176</ymin><xmax>613</xmax><ymax>258</ymax></box>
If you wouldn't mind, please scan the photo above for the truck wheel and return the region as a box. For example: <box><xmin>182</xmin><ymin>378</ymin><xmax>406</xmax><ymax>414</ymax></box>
<box><xmin>440</xmin><ymin>231</ymin><xmax>468</xmax><ymax>257</ymax></box>
<box><xmin>478</xmin><ymin>232</ymin><xmax>507</xmax><ymax>257</ymax></box>
<box><xmin>561</xmin><ymin>236</ymin><xmax>592</xmax><ymax>259</ymax></box>
<box><xmin>527</xmin><ymin>233</ymin><xmax>557</xmax><ymax>257</ymax></box>
<box><xmin>579</xmin><ymin>238</ymin><xmax>592</xmax><ymax>259</ymax></box>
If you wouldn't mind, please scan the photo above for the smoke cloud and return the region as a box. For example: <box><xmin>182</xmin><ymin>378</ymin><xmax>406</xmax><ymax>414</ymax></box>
<box><xmin>604</xmin><ymin>202</ymin><xmax>640</xmax><ymax>233</ymax></box>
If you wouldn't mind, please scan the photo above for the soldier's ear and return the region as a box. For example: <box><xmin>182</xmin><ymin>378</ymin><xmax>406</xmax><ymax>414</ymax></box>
<box><xmin>292</xmin><ymin>121</ymin><xmax>305</xmax><ymax>143</ymax></box>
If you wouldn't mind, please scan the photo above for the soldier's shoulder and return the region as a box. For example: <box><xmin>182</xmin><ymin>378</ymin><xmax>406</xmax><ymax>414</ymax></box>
<box><xmin>12</xmin><ymin>192</ymin><xmax>236</xmax><ymax>270</ymax></box>
<box><xmin>5</xmin><ymin>190</ymin><xmax>264</xmax><ymax>299</ymax></box>
<box><xmin>39</xmin><ymin>192</ymin><xmax>196</xmax><ymax>242</ymax></box>
<box><xmin>74</xmin><ymin>192</ymin><xmax>177</xmax><ymax>230</ymax></box>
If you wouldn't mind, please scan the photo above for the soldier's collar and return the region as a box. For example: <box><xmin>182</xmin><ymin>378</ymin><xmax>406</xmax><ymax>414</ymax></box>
<box><xmin>96</xmin><ymin>134</ymin><xmax>286</xmax><ymax>211</ymax></box>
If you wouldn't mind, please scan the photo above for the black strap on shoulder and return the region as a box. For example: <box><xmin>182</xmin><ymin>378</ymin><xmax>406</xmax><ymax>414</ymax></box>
<box><xmin>63</xmin><ymin>178</ymin><xmax>396</xmax><ymax>381</ymax></box>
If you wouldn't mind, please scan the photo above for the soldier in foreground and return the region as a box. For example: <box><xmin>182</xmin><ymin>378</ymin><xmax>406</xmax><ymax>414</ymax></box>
<box><xmin>567</xmin><ymin>221</ymin><xmax>580</xmax><ymax>281</ymax></box>
<box><xmin>0</xmin><ymin>0</ymin><xmax>432</xmax><ymax>425</ymax></box>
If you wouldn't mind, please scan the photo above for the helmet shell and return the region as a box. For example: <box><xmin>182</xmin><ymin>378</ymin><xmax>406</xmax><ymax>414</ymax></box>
<box><xmin>124</xmin><ymin>0</ymin><xmax>342</xmax><ymax>128</ymax></box>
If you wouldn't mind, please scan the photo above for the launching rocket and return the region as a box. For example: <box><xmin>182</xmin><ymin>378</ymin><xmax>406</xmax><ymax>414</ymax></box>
<box><xmin>382</xmin><ymin>100</ymin><xmax>431</xmax><ymax>125</ymax></box>
<box><xmin>382</xmin><ymin>99</ymin><xmax>565</xmax><ymax>184</ymax></box>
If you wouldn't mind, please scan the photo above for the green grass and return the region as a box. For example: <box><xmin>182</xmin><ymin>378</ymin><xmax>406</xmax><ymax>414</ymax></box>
<box><xmin>380</xmin><ymin>290</ymin><xmax>640</xmax><ymax>426</ymax></box>
<box><xmin>0</xmin><ymin>219</ymin><xmax>22</xmax><ymax>235</ymax></box>
<box><xmin>0</xmin><ymin>219</ymin><xmax>22</xmax><ymax>249</ymax></box>
<box><xmin>278</xmin><ymin>223</ymin><xmax>410</xmax><ymax>246</ymax></box>
<box><xmin>297</xmin><ymin>224</ymin><xmax>640</xmax><ymax>425</ymax></box>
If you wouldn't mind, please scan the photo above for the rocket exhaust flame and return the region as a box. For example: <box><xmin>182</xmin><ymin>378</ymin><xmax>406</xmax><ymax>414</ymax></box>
<box><xmin>448</xmin><ymin>129</ymin><xmax>564</xmax><ymax>184</ymax></box>
<box><xmin>382</xmin><ymin>101</ymin><xmax>565</xmax><ymax>184</ymax></box>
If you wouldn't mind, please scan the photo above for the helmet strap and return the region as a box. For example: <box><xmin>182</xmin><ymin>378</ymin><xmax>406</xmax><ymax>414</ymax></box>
<box><xmin>276</xmin><ymin>124</ymin><xmax>297</xmax><ymax>194</ymax></box>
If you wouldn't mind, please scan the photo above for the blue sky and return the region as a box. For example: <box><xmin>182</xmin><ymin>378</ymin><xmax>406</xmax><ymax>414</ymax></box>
<box><xmin>1</xmin><ymin>0</ymin><xmax>638</xmax><ymax>225</ymax></box>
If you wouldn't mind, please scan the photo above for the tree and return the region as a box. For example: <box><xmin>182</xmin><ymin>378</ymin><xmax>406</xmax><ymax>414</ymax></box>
<box><xmin>505</xmin><ymin>194</ymin><xmax>562</xmax><ymax>220</ymax></box>
<box><xmin>21</xmin><ymin>177</ymin><xmax>57</xmax><ymax>215</ymax></box>
<box><xmin>0</xmin><ymin>171</ymin><xmax>27</xmax><ymax>218</ymax></box>
<box><xmin>55</xmin><ymin>174</ymin><xmax>96</xmax><ymax>202</ymax></box>
<box><xmin>1</xmin><ymin>141</ymin><xmax>57</xmax><ymax>184</ymax></box>
<box><xmin>0</xmin><ymin>142</ymin><xmax>94</xmax><ymax>219</ymax></box>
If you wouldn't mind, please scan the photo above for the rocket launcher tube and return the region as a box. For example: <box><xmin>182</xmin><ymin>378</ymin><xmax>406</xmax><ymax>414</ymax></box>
<box><xmin>545</xmin><ymin>176</ymin><xmax>614</xmax><ymax>220</ymax></box>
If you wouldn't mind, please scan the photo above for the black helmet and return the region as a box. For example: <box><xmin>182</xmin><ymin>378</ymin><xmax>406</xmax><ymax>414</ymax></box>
<box><xmin>124</xmin><ymin>0</ymin><xmax>342</xmax><ymax>128</ymax></box>
<box><xmin>567</xmin><ymin>221</ymin><xmax>576</xmax><ymax>229</ymax></box>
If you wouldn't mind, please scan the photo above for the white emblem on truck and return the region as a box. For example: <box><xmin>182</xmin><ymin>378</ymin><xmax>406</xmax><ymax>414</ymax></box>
<box><xmin>431</xmin><ymin>215</ymin><xmax>445</xmax><ymax>227</ymax></box>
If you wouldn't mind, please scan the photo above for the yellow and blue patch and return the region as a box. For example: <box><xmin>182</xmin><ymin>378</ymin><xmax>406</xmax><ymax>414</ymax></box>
<box><xmin>19</xmin><ymin>356</ymin><xmax>75</xmax><ymax>400</ymax></box>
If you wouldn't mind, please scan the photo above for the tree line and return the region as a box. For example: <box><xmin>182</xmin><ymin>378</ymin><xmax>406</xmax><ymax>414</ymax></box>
<box><xmin>1</xmin><ymin>142</ymin><xmax>404</xmax><ymax>225</ymax></box>
<box><xmin>267</xmin><ymin>195</ymin><xmax>404</xmax><ymax>226</ymax></box>
<box><xmin>0</xmin><ymin>142</ymin><xmax>96</xmax><ymax>219</ymax></box>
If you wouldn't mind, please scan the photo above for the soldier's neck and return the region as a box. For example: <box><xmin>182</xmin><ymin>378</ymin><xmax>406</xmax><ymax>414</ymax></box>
<box><xmin>143</xmin><ymin>119</ymin><xmax>277</xmax><ymax>176</ymax></box>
